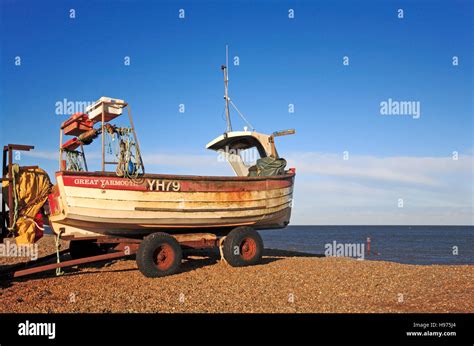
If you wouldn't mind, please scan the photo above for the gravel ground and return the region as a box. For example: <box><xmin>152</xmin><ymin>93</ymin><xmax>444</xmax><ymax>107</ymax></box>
<box><xmin>0</xmin><ymin>235</ymin><xmax>473</xmax><ymax>313</ymax></box>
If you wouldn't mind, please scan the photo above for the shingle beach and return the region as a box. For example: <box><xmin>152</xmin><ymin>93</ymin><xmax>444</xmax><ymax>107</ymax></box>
<box><xmin>1</xmin><ymin>235</ymin><xmax>472</xmax><ymax>313</ymax></box>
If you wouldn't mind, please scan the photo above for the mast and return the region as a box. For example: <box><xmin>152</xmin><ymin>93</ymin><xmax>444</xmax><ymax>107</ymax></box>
<box><xmin>221</xmin><ymin>45</ymin><xmax>232</xmax><ymax>133</ymax></box>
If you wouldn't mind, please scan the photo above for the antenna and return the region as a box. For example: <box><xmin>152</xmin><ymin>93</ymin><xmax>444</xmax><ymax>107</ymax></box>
<box><xmin>221</xmin><ymin>44</ymin><xmax>232</xmax><ymax>133</ymax></box>
<box><xmin>226</xmin><ymin>44</ymin><xmax>229</xmax><ymax>81</ymax></box>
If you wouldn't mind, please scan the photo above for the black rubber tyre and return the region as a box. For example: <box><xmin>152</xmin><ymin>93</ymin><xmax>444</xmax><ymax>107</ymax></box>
<box><xmin>69</xmin><ymin>240</ymin><xmax>107</xmax><ymax>260</ymax></box>
<box><xmin>223</xmin><ymin>227</ymin><xmax>263</xmax><ymax>267</ymax></box>
<box><xmin>136</xmin><ymin>232</ymin><xmax>182</xmax><ymax>278</ymax></box>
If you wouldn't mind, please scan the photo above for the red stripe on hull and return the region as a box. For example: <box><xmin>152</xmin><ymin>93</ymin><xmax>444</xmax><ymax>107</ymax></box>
<box><xmin>60</xmin><ymin>173</ymin><xmax>293</xmax><ymax>192</ymax></box>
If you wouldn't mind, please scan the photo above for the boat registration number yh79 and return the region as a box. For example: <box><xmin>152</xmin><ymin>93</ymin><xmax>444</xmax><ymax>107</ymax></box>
<box><xmin>146</xmin><ymin>179</ymin><xmax>181</xmax><ymax>192</ymax></box>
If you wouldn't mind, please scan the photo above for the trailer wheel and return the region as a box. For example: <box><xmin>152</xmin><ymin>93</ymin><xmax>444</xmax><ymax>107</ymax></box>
<box><xmin>69</xmin><ymin>240</ymin><xmax>107</xmax><ymax>260</ymax></box>
<box><xmin>136</xmin><ymin>232</ymin><xmax>182</xmax><ymax>278</ymax></box>
<box><xmin>223</xmin><ymin>227</ymin><xmax>263</xmax><ymax>267</ymax></box>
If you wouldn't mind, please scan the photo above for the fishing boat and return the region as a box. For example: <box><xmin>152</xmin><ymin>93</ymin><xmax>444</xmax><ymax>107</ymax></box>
<box><xmin>1</xmin><ymin>53</ymin><xmax>295</xmax><ymax>277</ymax></box>
<box><xmin>48</xmin><ymin>130</ymin><xmax>295</xmax><ymax>238</ymax></box>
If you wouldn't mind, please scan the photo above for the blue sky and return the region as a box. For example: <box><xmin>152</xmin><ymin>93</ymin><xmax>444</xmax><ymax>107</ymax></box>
<box><xmin>0</xmin><ymin>0</ymin><xmax>472</xmax><ymax>225</ymax></box>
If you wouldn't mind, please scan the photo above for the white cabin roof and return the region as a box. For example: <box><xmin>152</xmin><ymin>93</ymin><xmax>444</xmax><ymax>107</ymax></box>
<box><xmin>206</xmin><ymin>131</ymin><xmax>273</xmax><ymax>158</ymax></box>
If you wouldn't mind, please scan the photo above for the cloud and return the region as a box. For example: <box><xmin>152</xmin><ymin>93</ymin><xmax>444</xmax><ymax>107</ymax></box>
<box><xmin>23</xmin><ymin>150</ymin><xmax>103</xmax><ymax>160</ymax></box>
<box><xmin>141</xmin><ymin>153</ymin><xmax>233</xmax><ymax>176</ymax></box>
<box><xmin>286</xmin><ymin>152</ymin><xmax>473</xmax><ymax>187</ymax></box>
<box><xmin>286</xmin><ymin>152</ymin><xmax>473</xmax><ymax>225</ymax></box>
<box><xmin>142</xmin><ymin>153</ymin><xmax>220</xmax><ymax>168</ymax></box>
<box><xmin>23</xmin><ymin>150</ymin><xmax>57</xmax><ymax>160</ymax></box>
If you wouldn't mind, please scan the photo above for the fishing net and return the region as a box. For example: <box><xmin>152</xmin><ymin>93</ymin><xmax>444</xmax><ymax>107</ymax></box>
<box><xmin>65</xmin><ymin>150</ymin><xmax>86</xmax><ymax>171</ymax></box>
<box><xmin>105</xmin><ymin>125</ymin><xmax>144</xmax><ymax>178</ymax></box>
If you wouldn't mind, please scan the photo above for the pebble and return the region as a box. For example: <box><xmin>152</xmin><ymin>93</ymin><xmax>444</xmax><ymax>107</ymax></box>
<box><xmin>1</xmin><ymin>235</ymin><xmax>472</xmax><ymax>313</ymax></box>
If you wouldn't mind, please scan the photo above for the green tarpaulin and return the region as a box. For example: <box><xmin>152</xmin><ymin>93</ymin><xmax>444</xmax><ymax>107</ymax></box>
<box><xmin>248</xmin><ymin>156</ymin><xmax>287</xmax><ymax>177</ymax></box>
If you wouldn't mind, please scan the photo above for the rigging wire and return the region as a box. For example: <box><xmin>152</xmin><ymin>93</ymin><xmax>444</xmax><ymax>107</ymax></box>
<box><xmin>229</xmin><ymin>99</ymin><xmax>255</xmax><ymax>131</ymax></box>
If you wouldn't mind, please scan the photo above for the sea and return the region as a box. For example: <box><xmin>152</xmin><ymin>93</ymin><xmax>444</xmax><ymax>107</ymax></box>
<box><xmin>259</xmin><ymin>226</ymin><xmax>474</xmax><ymax>265</ymax></box>
<box><xmin>44</xmin><ymin>225</ymin><xmax>473</xmax><ymax>265</ymax></box>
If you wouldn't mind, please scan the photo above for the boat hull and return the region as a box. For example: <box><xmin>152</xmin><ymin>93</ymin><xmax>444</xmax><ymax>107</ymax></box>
<box><xmin>48</xmin><ymin>171</ymin><xmax>295</xmax><ymax>238</ymax></box>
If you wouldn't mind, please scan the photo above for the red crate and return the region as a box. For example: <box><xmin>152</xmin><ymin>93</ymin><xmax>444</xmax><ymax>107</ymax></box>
<box><xmin>62</xmin><ymin>138</ymin><xmax>80</xmax><ymax>151</ymax></box>
<box><xmin>64</xmin><ymin>121</ymin><xmax>93</xmax><ymax>136</ymax></box>
<box><xmin>62</xmin><ymin>113</ymin><xmax>94</xmax><ymax>136</ymax></box>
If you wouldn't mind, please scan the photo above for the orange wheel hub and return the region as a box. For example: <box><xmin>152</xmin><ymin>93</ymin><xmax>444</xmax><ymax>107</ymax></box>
<box><xmin>153</xmin><ymin>244</ymin><xmax>175</xmax><ymax>270</ymax></box>
<box><xmin>240</xmin><ymin>237</ymin><xmax>257</xmax><ymax>261</ymax></box>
